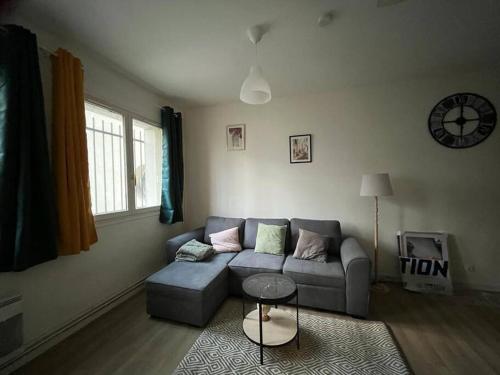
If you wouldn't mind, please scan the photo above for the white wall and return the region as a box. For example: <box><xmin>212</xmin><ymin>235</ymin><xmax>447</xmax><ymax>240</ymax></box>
<box><xmin>0</xmin><ymin>17</ymin><xmax>185</xmax><ymax>347</ymax></box>
<box><xmin>184</xmin><ymin>69</ymin><xmax>500</xmax><ymax>291</ymax></box>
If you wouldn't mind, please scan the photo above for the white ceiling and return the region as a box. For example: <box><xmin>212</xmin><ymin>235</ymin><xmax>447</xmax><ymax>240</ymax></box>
<box><xmin>14</xmin><ymin>0</ymin><xmax>500</xmax><ymax>107</ymax></box>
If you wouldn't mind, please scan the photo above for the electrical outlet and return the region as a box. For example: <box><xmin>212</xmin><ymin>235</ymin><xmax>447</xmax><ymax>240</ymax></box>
<box><xmin>466</xmin><ymin>265</ymin><xmax>476</xmax><ymax>272</ymax></box>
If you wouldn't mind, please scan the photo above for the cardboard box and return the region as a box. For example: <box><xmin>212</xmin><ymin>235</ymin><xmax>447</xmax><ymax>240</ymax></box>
<box><xmin>397</xmin><ymin>231</ymin><xmax>453</xmax><ymax>295</ymax></box>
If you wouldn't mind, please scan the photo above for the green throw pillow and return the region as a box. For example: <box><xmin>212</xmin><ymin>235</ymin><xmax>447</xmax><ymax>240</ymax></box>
<box><xmin>254</xmin><ymin>223</ymin><xmax>287</xmax><ymax>255</ymax></box>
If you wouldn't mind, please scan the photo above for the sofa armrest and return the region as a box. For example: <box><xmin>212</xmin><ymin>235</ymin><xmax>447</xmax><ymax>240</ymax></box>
<box><xmin>340</xmin><ymin>237</ymin><xmax>371</xmax><ymax>318</ymax></box>
<box><xmin>165</xmin><ymin>227</ymin><xmax>205</xmax><ymax>264</ymax></box>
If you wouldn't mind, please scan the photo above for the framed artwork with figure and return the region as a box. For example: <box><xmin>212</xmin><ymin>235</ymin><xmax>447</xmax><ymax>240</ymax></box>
<box><xmin>289</xmin><ymin>134</ymin><xmax>312</xmax><ymax>163</ymax></box>
<box><xmin>227</xmin><ymin>124</ymin><xmax>246</xmax><ymax>151</ymax></box>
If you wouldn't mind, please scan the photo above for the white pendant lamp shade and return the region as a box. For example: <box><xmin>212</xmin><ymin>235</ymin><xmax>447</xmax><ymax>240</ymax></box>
<box><xmin>240</xmin><ymin>25</ymin><xmax>272</xmax><ymax>105</ymax></box>
<box><xmin>240</xmin><ymin>65</ymin><xmax>271</xmax><ymax>105</ymax></box>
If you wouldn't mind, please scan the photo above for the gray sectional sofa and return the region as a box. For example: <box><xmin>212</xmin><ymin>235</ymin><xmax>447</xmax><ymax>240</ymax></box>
<box><xmin>145</xmin><ymin>216</ymin><xmax>371</xmax><ymax>327</ymax></box>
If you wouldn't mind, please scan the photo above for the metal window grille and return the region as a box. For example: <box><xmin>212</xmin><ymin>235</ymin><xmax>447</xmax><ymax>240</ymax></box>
<box><xmin>133</xmin><ymin>125</ymin><xmax>146</xmax><ymax>208</ymax></box>
<box><xmin>133</xmin><ymin>119</ymin><xmax>162</xmax><ymax>209</ymax></box>
<box><xmin>85</xmin><ymin>102</ymin><xmax>127</xmax><ymax>215</ymax></box>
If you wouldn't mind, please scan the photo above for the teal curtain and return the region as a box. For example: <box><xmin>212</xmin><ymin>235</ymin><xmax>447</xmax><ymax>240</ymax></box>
<box><xmin>0</xmin><ymin>25</ymin><xmax>58</xmax><ymax>271</ymax></box>
<box><xmin>159</xmin><ymin>106</ymin><xmax>184</xmax><ymax>224</ymax></box>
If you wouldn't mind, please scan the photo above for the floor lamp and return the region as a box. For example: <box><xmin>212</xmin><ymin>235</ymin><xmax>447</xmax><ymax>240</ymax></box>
<box><xmin>360</xmin><ymin>173</ymin><xmax>393</xmax><ymax>286</ymax></box>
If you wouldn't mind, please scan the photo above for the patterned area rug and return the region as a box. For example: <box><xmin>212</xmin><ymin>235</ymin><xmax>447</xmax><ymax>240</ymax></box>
<box><xmin>174</xmin><ymin>299</ymin><xmax>411</xmax><ymax>374</ymax></box>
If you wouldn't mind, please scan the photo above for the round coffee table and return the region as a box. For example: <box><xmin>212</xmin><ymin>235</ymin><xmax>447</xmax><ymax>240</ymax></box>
<box><xmin>241</xmin><ymin>273</ymin><xmax>299</xmax><ymax>365</ymax></box>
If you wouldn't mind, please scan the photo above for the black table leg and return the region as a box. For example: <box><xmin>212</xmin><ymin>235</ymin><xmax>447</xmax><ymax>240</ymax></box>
<box><xmin>242</xmin><ymin>298</ymin><xmax>245</xmax><ymax>319</ymax></box>
<box><xmin>259</xmin><ymin>302</ymin><xmax>263</xmax><ymax>365</ymax></box>
<box><xmin>296</xmin><ymin>291</ymin><xmax>300</xmax><ymax>350</ymax></box>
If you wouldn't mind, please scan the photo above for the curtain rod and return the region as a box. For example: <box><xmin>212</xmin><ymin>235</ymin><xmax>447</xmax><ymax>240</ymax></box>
<box><xmin>38</xmin><ymin>44</ymin><xmax>170</xmax><ymax>110</ymax></box>
<box><xmin>38</xmin><ymin>44</ymin><xmax>85</xmax><ymax>71</ymax></box>
<box><xmin>38</xmin><ymin>44</ymin><xmax>55</xmax><ymax>56</ymax></box>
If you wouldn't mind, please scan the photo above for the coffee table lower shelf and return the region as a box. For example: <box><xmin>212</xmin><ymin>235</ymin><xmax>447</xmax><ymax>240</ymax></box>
<box><xmin>243</xmin><ymin>308</ymin><xmax>298</xmax><ymax>347</ymax></box>
<box><xmin>243</xmin><ymin>307</ymin><xmax>299</xmax><ymax>365</ymax></box>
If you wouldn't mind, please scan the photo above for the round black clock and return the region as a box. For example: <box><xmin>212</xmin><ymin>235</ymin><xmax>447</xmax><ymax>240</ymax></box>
<box><xmin>428</xmin><ymin>93</ymin><xmax>496</xmax><ymax>148</ymax></box>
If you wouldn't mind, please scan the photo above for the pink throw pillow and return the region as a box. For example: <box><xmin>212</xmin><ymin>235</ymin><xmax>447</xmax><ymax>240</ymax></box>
<box><xmin>209</xmin><ymin>227</ymin><xmax>242</xmax><ymax>253</ymax></box>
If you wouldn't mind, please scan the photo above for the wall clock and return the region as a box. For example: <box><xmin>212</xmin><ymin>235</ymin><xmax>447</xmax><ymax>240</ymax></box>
<box><xmin>428</xmin><ymin>93</ymin><xmax>496</xmax><ymax>148</ymax></box>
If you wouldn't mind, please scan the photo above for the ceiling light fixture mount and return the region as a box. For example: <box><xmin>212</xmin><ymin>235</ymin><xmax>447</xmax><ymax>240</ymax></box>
<box><xmin>240</xmin><ymin>25</ymin><xmax>272</xmax><ymax>105</ymax></box>
<box><xmin>376</xmin><ymin>0</ymin><xmax>407</xmax><ymax>8</ymax></box>
<box><xmin>247</xmin><ymin>25</ymin><xmax>263</xmax><ymax>44</ymax></box>
<box><xmin>317</xmin><ymin>11</ymin><xmax>334</xmax><ymax>27</ymax></box>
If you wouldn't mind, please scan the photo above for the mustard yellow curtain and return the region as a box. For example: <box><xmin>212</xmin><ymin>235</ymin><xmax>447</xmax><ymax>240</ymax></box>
<box><xmin>52</xmin><ymin>48</ymin><xmax>97</xmax><ymax>255</ymax></box>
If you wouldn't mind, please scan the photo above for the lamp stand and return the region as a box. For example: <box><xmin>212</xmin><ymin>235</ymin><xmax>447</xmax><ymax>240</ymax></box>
<box><xmin>372</xmin><ymin>196</ymin><xmax>389</xmax><ymax>293</ymax></box>
<box><xmin>374</xmin><ymin>196</ymin><xmax>379</xmax><ymax>283</ymax></box>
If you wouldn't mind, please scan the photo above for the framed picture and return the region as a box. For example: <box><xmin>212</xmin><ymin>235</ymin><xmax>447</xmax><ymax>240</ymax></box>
<box><xmin>226</xmin><ymin>124</ymin><xmax>245</xmax><ymax>151</ymax></box>
<box><xmin>289</xmin><ymin>134</ymin><xmax>312</xmax><ymax>163</ymax></box>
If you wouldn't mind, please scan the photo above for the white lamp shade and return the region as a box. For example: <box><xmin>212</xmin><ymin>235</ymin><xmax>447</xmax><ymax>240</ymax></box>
<box><xmin>360</xmin><ymin>173</ymin><xmax>393</xmax><ymax>197</ymax></box>
<box><xmin>240</xmin><ymin>65</ymin><xmax>272</xmax><ymax>105</ymax></box>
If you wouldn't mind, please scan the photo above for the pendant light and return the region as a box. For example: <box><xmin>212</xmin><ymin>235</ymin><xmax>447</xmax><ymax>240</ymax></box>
<box><xmin>240</xmin><ymin>25</ymin><xmax>272</xmax><ymax>105</ymax></box>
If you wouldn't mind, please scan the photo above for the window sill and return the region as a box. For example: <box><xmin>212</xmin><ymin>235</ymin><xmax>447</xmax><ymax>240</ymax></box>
<box><xmin>94</xmin><ymin>208</ymin><xmax>160</xmax><ymax>228</ymax></box>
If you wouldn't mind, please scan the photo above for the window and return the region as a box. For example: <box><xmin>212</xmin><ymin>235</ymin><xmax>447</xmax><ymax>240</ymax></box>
<box><xmin>84</xmin><ymin>100</ymin><xmax>162</xmax><ymax>218</ymax></box>
<box><xmin>132</xmin><ymin>119</ymin><xmax>162</xmax><ymax>209</ymax></box>
<box><xmin>85</xmin><ymin>102</ymin><xmax>127</xmax><ymax>215</ymax></box>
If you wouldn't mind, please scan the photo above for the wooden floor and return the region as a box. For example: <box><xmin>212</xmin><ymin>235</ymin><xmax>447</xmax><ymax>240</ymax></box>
<box><xmin>13</xmin><ymin>284</ymin><xmax>500</xmax><ymax>375</ymax></box>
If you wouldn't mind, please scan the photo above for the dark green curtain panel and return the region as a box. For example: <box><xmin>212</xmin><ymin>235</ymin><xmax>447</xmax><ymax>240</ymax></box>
<box><xmin>159</xmin><ymin>106</ymin><xmax>184</xmax><ymax>224</ymax></box>
<box><xmin>0</xmin><ymin>25</ymin><xmax>58</xmax><ymax>271</ymax></box>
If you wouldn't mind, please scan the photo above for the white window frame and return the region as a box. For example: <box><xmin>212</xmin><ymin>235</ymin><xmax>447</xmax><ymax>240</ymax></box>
<box><xmin>85</xmin><ymin>96</ymin><xmax>162</xmax><ymax>226</ymax></box>
<box><xmin>129</xmin><ymin>115</ymin><xmax>163</xmax><ymax>212</ymax></box>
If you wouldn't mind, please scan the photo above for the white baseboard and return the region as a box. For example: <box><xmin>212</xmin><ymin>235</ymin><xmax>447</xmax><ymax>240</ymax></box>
<box><xmin>378</xmin><ymin>273</ymin><xmax>402</xmax><ymax>283</ymax></box>
<box><xmin>378</xmin><ymin>273</ymin><xmax>500</xmax><ymax>293</ymax></box>
<box><xmin>0</xmin><ymin>278</ymin><xmax>146</xmax><ymax>374</ymax></box>
<box><xmin>453</xmin><ymin>282</ymin><xmax>500</xmax><ymax>293</ymax></box>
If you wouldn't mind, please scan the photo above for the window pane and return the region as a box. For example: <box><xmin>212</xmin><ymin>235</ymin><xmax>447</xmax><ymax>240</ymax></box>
<box><xmin>85</xmin><ymin>101</ymin><xmax>127</xmax><ymax>215</ymax></box>
<box><xmin>132</xmin><ymin>118</ymin><xmax>162</xmax><ymax>209</ymax></box>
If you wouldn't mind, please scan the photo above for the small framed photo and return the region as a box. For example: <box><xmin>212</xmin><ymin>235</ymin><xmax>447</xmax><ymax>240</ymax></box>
<box><xmin>289</xmin><ymin>134</ymin><xmax>312</xmax><ymax>163</ymax></box>
<box><xmin>227</xmin><ymin>124</ymin><xmax>245</xmax><ymax>151</ymax></box>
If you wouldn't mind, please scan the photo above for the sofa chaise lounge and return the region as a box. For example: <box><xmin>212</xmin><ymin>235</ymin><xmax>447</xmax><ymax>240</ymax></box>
<box><xmin>145</xmin><ymin>216</ymin><xmax>371</xmax><ymax>326</ymax></box>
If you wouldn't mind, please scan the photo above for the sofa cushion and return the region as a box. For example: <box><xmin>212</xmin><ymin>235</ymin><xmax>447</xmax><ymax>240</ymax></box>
<box><xmin>210</xmin><ymin>252</ymin><xmax>238</xmax><ymax>265</ymax></box>
<box><xmin>209</xmin><ymin>227</ymin><xmax>242</xmax><ymax>253</ymax></box>
<box><xmin>204</xmin><ymin>216</ymin><xmax>245</xmax><ymax>245</ymax></box>
<box><xmin>283</xmin><ymin>255</ymin><xmax>345</xmax><ymax>288</ymax></box>
<box><xmin>291</xmin><ymin>218</ymin><xmax>342</xmax><ymax>256</ymax></box>
<box><xmin>146</xmin><ymin>257</ymin><xmax>227</xmax><ymax>293</ymax></box>
<box><xmin>293</xmin><ymin>228</ymin><xmax>328</xmax><ymax>262</ymax></box>
<box><xmin>254</xmin><ymin>223</ymin><xmax>287</xmax><ymax>255</ymax></box>
<box><xmin>228</xmin><ymin>249</ymin><xmax>285</xmax><ymax>279</ymax></box>
<box><xmin>145</xmin><ymin>254</ymin><xmax>231</xmax><ymax>327</ymax></box>
<box><xmin>243</xmin><ymin>218</ymin><xmax>291</xmax><ymax>251</ymax></box>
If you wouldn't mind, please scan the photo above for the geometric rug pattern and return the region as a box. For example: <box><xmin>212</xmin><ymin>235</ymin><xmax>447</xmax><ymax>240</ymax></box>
<box><xmin>174</xmin><ymin>299</ymin><xmax>411</xmax><ymax>374</ymax></box>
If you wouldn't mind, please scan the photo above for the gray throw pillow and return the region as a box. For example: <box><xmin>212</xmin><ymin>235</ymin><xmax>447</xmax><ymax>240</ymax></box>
<box><xmin>293</xmin><ymin>229</ymin><xmax>328</xmax><ymax>262</ymax></box>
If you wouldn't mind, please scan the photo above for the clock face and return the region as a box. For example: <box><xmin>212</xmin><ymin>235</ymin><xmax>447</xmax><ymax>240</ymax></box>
<box><xmin>428</xmin><ymin>93</ymin><xmax>496</xmax><ymax>148</ymax></box>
